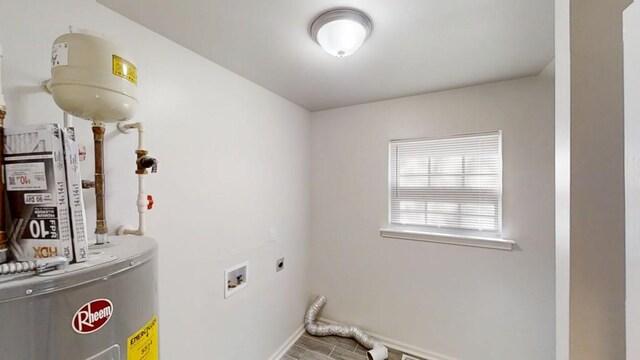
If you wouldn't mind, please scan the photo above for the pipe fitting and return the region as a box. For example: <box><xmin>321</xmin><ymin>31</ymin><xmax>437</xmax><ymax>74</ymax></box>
<box><xmin>81</xmin><ymin>180</ymin><xmax>95</xmax><ymax>189</ymax></box>
<box><xmin>117</xmin><ymin>121</ymin><xmax>145</xmax><ymax>149</ymax></box>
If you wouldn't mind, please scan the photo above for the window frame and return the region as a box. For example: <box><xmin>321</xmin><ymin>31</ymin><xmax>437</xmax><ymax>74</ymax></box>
<box><xmin>381</xmin><ymin>131</ymin><xmax>515</xmax><ymax>251</ymax></box>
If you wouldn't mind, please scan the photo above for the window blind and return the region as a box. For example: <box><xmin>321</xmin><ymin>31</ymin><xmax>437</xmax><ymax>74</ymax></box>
<box><xmin>389</xmin><ymin>132</ymin><xmax>502</xmax><ymax>235</ymax></box>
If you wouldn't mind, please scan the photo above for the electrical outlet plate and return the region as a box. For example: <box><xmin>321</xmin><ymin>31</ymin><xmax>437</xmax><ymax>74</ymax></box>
<box><xmin>276</xmin><ymin>257</ymin><xmax>284</xmax><ymax>272</ymax></box>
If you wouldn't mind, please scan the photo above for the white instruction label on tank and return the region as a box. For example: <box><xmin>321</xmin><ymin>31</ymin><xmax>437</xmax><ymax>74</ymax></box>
<box><xmin>5</xmin><ymin>163</ymin><xmax>48</xmax><ymax>191</ymax></box>
<box><xmin>51</xmin><ymin>42</ymin><xmax>69</xmax><ymax>67</ymax></box>
<box><xmin>24</xmin><ymin>193</ymin><xmax>53</xmax><ymax>205</ymax></box>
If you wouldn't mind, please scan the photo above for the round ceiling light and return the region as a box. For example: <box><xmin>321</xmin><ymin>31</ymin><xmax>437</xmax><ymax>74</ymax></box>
<box><xmin>310</xmin><ymin>9</ymin><xmax>373</xmax><ymax>58</ymax></box>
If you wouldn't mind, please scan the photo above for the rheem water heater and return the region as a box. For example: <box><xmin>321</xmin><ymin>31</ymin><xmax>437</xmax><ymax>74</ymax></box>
<box><xmin>0</xmin><ymin>237</ymin><xmax>159</xmax><ymax>360</ymax></box>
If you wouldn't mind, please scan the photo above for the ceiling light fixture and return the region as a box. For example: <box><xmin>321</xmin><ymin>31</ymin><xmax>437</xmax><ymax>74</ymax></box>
<box><xmin>310</xmin><ymin>8</ymin><xmax>373</xmax><ymax>58</ymax></box>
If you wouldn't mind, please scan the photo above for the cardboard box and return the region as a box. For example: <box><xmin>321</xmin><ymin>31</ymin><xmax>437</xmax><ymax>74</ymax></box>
<box><xmin>63</xmin><ymin>128</ymin><xmax>89</xmax><ymax>262</ymax></box>
<box><xmin>4</xmin><ymin>123</ymin><xmax>74</xmax><ymax>261</ymax></box>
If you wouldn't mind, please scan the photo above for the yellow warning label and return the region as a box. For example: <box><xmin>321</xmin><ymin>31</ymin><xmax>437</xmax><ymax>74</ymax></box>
<box><xmin>112</xmin><ymin>54</ymin><xmax>138</xmax><ymax>85</ymax></box>
<box><xmin>127</xmin><ymin>316</ymin><xmax>158</xmax><ymax>360</ymax></box>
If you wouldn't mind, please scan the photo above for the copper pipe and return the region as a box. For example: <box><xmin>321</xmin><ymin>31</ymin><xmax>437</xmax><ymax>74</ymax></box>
<box><xmin>0</xmin><ymin>109</ymin><xmax>6</xmax><ymax>253</ymax></box>
<box><xmin>92</xmin><ymin>123</ymin><xmax>107</xmax><ymax>244</ymax></box>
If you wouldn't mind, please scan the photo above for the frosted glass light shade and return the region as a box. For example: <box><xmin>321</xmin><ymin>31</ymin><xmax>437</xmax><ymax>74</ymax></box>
<box><xmin>317</xmin><ymin>19</ymin><xmax>367</xmax><ymax>58</ymax></box>
<box><xmin>311</xmin><ymin>9</ymin><xmax>372</xmax><ymax>58</ymax></box>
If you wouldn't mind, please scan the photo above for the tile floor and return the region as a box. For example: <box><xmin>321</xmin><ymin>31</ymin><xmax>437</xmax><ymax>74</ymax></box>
<box><xmin>280</xmin><ymin>332</ymin><xmax>426</xmax><ymax>360</ymax></box>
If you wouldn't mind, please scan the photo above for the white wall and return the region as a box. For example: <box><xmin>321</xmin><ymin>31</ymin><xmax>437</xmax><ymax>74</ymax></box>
<box><xmin>310</xmin><ymin>76</ymin><xmax>555</xmax><ymax>360</ymax></box>
<box><xmin>0</xmin><ymin>1</ymin><xmax>311</xmax><ymax>359</ymax></box>
<box><xmin>625</xmin><ymin>2</ymin><xmax>640</xmax><ymax>359</ymax></box>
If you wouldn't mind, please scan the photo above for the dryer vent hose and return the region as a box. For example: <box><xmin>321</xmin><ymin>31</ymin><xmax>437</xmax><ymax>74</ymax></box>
<box><xmin>304</xmin><ymin>295</ymin><xmax>388</xmax><ymax>360</ymax></box>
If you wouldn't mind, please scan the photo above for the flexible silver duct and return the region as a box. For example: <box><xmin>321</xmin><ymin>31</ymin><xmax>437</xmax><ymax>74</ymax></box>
<box><xmin>0</xmin><ymin>256</ymin><xmax>69</xmax><ymax>275</ymax></box>
<box><xmin>304</xmin><ymin>295</ymin><xmax>388</xmax><ymax>360</ymax></box>
<box><xmin>0</xmin><ymin>260</ymin><xmax>37</xmax><ymax>275</ymax></box>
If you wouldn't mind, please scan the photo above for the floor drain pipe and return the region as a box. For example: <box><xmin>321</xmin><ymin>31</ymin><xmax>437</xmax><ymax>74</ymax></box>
<box><xmin>304</xmin><ymin>295</ymin><xmax>388</xmax><ymax>360</ymax></box>
<box><xmin>92</xmin><ymin>122</ymin><xmax>107</xmax><ymax>244</ymax></box>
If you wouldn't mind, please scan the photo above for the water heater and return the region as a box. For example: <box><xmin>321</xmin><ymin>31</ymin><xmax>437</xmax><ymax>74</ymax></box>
<box><xmin>0</xmin><ymin>237</ymin><xmax>158</xmax><ymax>360</ymax></box>
<box><xmin>49</xmin><ymin>32</ymin><xmax>138</xmax><ymax>122</ymax></box>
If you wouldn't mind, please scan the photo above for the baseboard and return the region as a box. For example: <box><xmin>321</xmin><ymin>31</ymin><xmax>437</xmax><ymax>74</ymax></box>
<box><xmin>317</xmin><ymin>317</ymin><xmax>458</xmax><ymax>360</ymax></box>
<box><xmin>268</xmin><ymin>324</ymin><xmax>305</xmax><ymax>360</ymax></box>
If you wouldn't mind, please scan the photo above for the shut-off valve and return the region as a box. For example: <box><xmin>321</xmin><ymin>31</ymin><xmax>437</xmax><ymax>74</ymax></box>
<box><xmin>135</xmin><ymin>147</ymin><xmax>158</xmax><ymax>175</ymax></box>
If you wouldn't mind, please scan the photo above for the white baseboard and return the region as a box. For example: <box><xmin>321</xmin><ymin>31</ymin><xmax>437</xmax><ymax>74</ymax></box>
<box><xmin>268</xmin><ymin>324</ymin><xmax>305</xmax><ymax>360</ymax></box>
<box><xmin>317</xmin><ymin>317</ymin><xmax>459</xmax><ymax>360</ymax></box>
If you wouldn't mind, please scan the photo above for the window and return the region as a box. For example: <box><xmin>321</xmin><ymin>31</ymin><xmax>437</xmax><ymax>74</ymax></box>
<box><xmin>387</xmin><ymin>132</ymin><xmax>503</xmax><ymax>238</ymax></box>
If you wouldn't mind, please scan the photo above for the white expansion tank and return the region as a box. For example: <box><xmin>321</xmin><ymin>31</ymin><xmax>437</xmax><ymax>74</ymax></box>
<box><xmin>49</xmin><ymin>32</ymin><xmax>138</xmax><ymax>122</ymax></box>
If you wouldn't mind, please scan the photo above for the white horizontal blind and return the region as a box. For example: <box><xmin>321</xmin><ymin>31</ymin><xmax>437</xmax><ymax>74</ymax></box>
<box><xmin>389</xmin><ymin>132</ymin><xmax>502</xmax><ymax>235</ymax></box>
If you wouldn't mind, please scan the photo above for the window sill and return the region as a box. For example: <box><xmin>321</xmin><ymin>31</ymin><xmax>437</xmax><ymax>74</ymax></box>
<box><xmin>379</xmin><ymin>228</ymin><xmax>516</xmax><ymax>251</ymax></box>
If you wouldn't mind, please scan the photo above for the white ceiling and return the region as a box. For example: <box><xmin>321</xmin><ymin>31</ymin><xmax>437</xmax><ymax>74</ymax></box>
<box><xmin>98</xmin><ymin>0</ymin><xmax>554</xmax><ymax>111</ymax></box>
